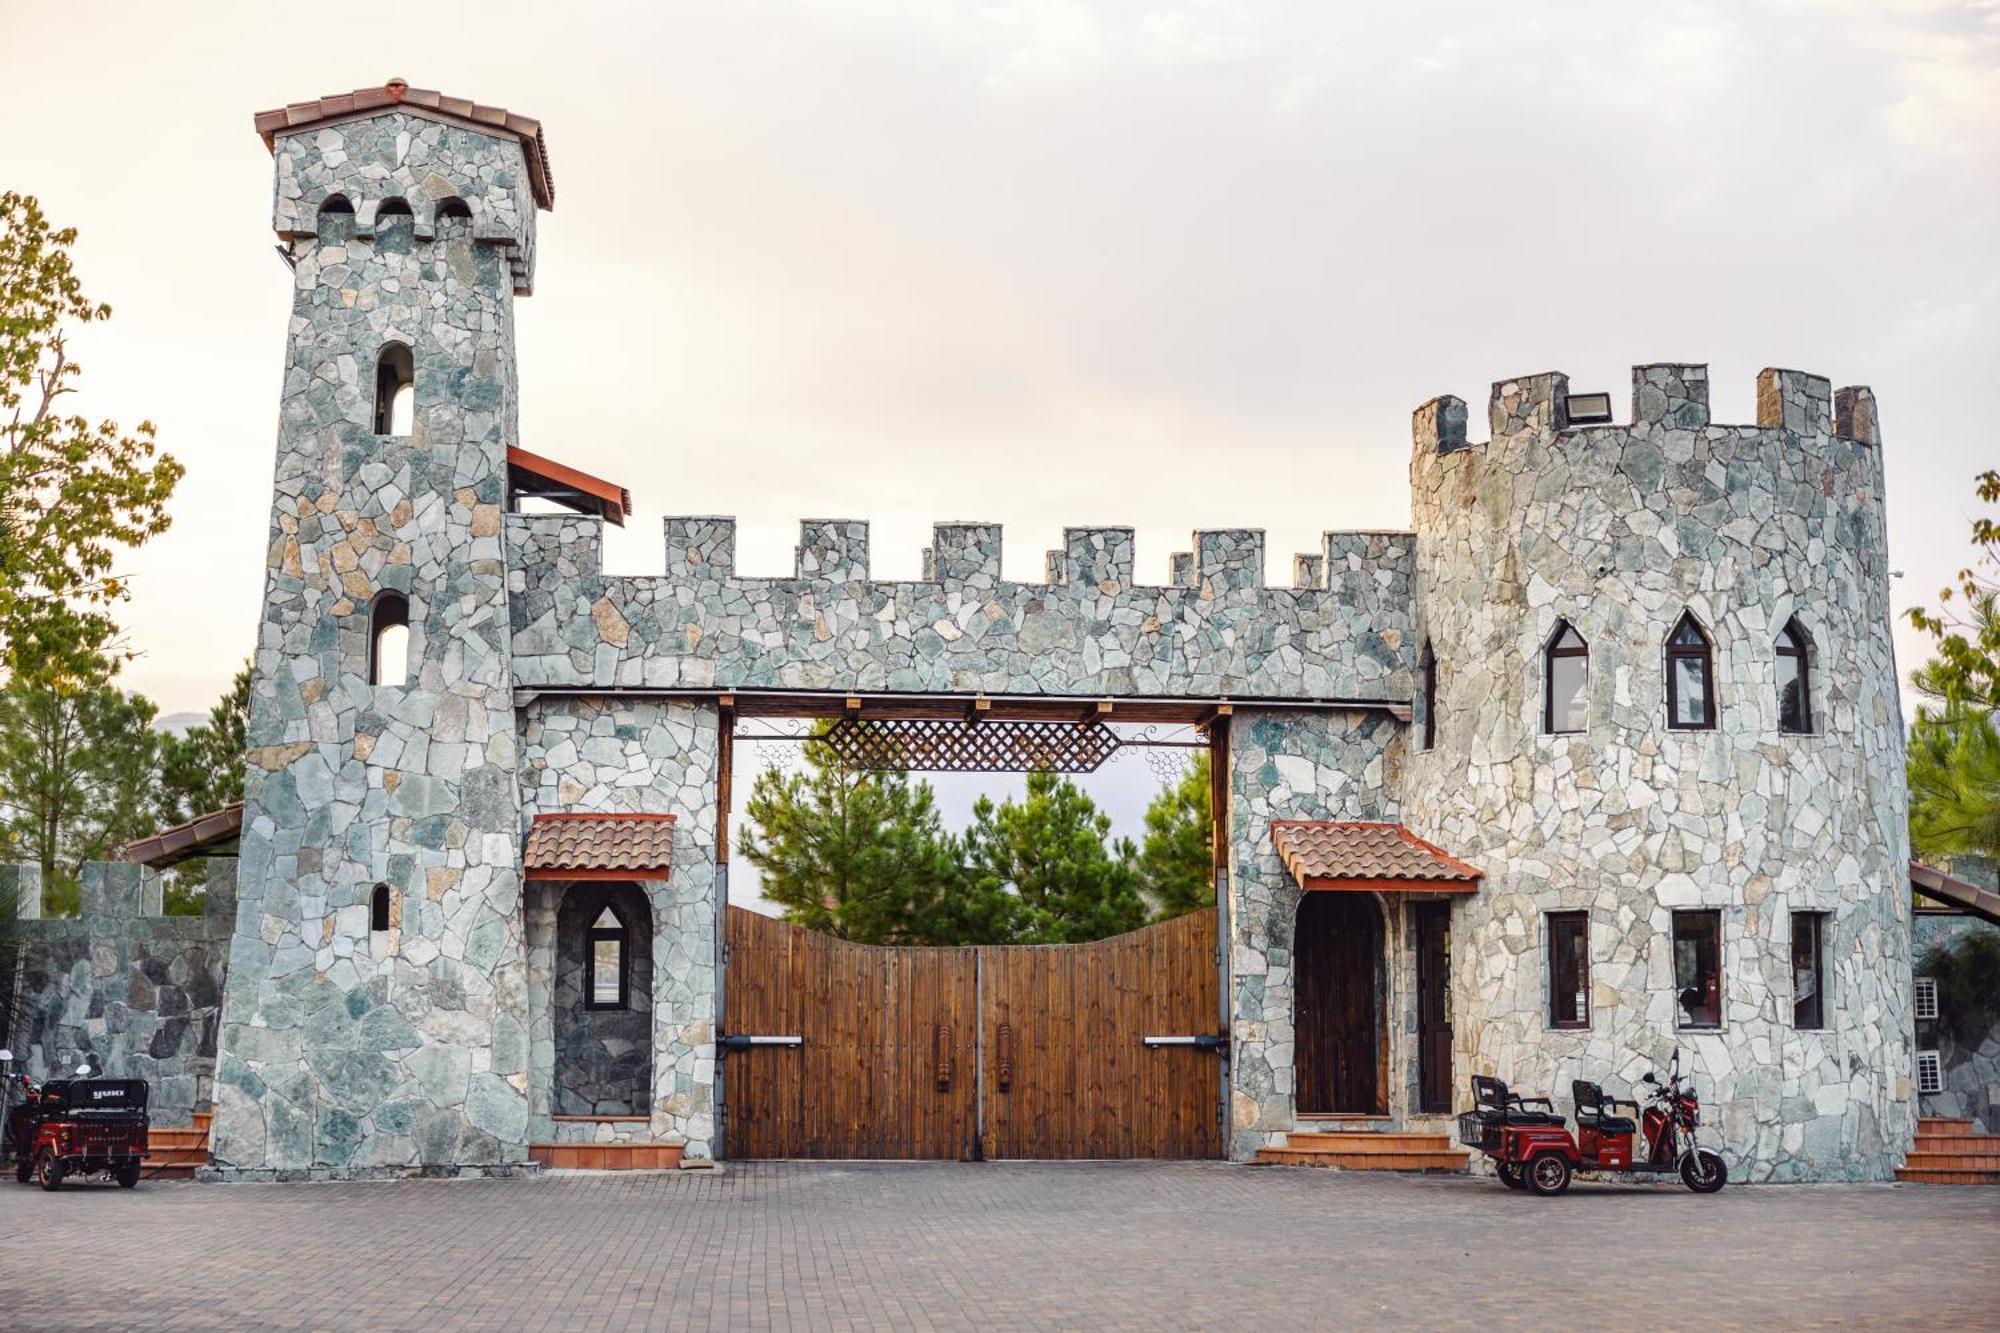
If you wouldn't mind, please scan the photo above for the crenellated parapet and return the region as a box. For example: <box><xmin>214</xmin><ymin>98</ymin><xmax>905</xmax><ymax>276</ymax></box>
<box><xmin>506</xmin><ymin>515</ymin><xmax>1416</xmax><ymax>700</ymax></box>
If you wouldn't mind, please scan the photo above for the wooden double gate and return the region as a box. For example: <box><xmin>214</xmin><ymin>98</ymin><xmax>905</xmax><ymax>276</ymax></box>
<box><xmin>722</xmin><ymin>906</ymin><xmax>1223</xmax><ymax>1160</ymax></box>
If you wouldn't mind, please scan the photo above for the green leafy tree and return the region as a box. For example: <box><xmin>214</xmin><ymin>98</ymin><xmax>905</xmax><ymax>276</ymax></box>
<box><xmin>1908</xmin><ymin>707</ymin><xmax>2000</xmax><ymax>863</ymax></box>
<box><xmin>153</xmin><ymin>661</ymin><xmax>251</xmax><ymax>914</ymax></box>
<box><xmin>742</xmin><ymin>738</ymin><xmax>1010</xmax><ymax>945</ymax></box>
<box><xmin>1906</xmin><ymin>471</ymin><xmax>2000</xmax><ymax>711</ymax></box>
<box><xmin>0</xmin><ymin>191</ymin><xmax>182</xmax><ymax>685</ymax></box>
<box><xmin>1133</xmin><ymin>752</ymin><xmax>1213</xmax><ymax>921</ymax></box>
<box><xmin>0</xmin><ymin>677</ymin><xmax>161</xmax><ymax>915</ymax></box>
<box><xmin>962</xmin><ymin>771</ymin><xmax>1146</xmax><ymax>944</ymax></box>
<box><xmin>156</xmin><ymin>660</ymin><xmax>251</xmax><ymax>827</ymax></box>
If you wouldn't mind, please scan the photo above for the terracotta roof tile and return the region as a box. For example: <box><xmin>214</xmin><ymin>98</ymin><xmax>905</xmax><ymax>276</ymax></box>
<box><xmin>123</xmin><ymin>802</ymin><xmax>245</xmax><ymax>870</ymax></box>
<box><xmin>253</xmin><ymin>79</ymin><xmax>554</xmax><ymax>209</ymax></box>
<box><xmin>526</xmin><ymin>814</ymin><xmax>675</xmax><ymax>879</ymax></box>
<box><xmin>1271</xmin><ymin>820</ymin><xmax>1481</xmax><ymax>892</ymax></box>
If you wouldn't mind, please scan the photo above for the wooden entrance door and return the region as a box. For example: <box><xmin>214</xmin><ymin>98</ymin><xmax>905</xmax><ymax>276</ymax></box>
<box><xmin>1413</xmin><ymin>902</ymin><xmax>1452</xmax><ymax>1114</ymax></box>
<box><xmin>723</xmin><ymin>907</ymin><xmax>978</xmax><ymax>1159</ymax></box>
<box><xmin>1295</xmin><ymin>892</ymin><xmax>1384</xmax><ymax>1116</ymax></box>
<box><xmin>722</xmin><ymin>906</ymin><xmax>1221</xmax><ymax>1159</ymax></box>
<box><xmin>980</xmin><ymin>909</ymin><xmax>1220</xmax><ymax>1160</ymax></box>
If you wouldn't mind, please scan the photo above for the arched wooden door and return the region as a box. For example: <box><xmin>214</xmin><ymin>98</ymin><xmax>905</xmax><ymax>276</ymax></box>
<box><xmin>1294</xmin><ymin>892</ymin><xmax>1385</xmax><ymax>1116</ymax></box>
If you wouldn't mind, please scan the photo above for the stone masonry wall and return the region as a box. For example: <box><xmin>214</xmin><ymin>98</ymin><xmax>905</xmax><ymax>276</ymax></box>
<box><xmin>518</xmin><ymin>696</ymin><xmax>720</xmax><ymax>1156</ymax></box>
<box><xmin>1225</xmin><ymin>708</ymin><xmax>1402</xmax><ymax>1158</ymax></box>
<box><xmin>1914</xmin><ymin>909</ymin><xmax>2000</xmax><ymax>1133</ymax></box>
<box><xmin>211</xmin><ymin>110</ymin><xmax>540</xmax><ymax>1177</ymax></box>
<box><xmin>508</xmin><ymin>516</ymin><xmax>1416</xmax><ymax>702</ymax></box>
<box><xmin>1403</xmin><ymin>364</ymin><xmax>1912</xmax><ymax>1181</ymax></box>
<box><xmin>2</xmin><ymin>862</ymin><xmax>236</xmax><ymax>1127</ymax></box>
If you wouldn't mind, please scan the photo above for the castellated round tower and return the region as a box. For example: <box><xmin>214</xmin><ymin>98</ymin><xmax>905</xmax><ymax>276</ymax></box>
<box><xmin>1403</xmin><ymin>364</ymin><xmax>1912</xmax><ymax>1181</ymax></box>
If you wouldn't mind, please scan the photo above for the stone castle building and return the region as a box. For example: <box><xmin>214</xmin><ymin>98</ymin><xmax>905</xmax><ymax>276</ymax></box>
<box><xmin>49</xmin><ymin>80</ymin><xmax>1918</xmax><ymax>1180</ymax></box>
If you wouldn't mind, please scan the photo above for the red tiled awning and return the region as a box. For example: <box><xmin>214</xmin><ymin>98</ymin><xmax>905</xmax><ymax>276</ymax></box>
<box><xmin>1912</xmin><ymin>860</ymin><xmax>2000</xmax><ymax>927</ymax></box>
<box><xmin>123</xmin><ymin>803</ymin><xmax>244</xmax><ymax>869</ymax></box>
<box><xmin>525</xmin><ymin>813</ymin><xmax>675</xmax><ymax>881</ymax></box>
<box><xmin>253</xmin><ymin>79</ymin><xmax>555</xmax><ymax>209</ymax></box>
<box><xmin>1271</xmin><ymin>820</ymin><xmax>1482</xmax><ymax>894</ymax></box>
<box><xmin>507</xmin><ymin>446</ymin><xmax>631</xmax><ymax>527</ymax></box>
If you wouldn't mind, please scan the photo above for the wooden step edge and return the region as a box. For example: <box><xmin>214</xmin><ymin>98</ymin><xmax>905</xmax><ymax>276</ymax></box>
<box><xmin>1911</xmin><ymin>1139</ymin><xmax>2000</xmax><ymax>1156</ymax></box>
<box><xmin>1902</xmin><ymin>1154</ymin><xmax>2000</xmax><ymax>1171</ymax></box>
<box><xmin>1916</xmin><ymin>1118</ymin><xmax>1978</xmax><ymax>1134</ymax></box>
<box><xmin>1896</xmin><ymin>1168</ymin><xmax>2000</xmax><ymax>1185</ymax></box>
<box><xmin>1280</xmin><ymin>1138</ymin><xmax>1455</xmax><ymax>1154</ymax></box>
<box><xmin>527</xmin><ymin>1142</ymin><xmax>686</xmax><ymax>1171</ymax></box>
<box><xmin>1255</xmin><ymin>1149</ymin><xmax>1469</xmax><ymax>1171</ymax></box>
<box><xmin>1285</xmin><ymin>1131</ymin><xmax>1454</xmax><ymax>1145</ymax></box>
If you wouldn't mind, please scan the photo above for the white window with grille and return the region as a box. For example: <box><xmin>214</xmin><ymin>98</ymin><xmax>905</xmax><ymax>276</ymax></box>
<box><xmin>1915</xmin><ymin>1050</ymin><xmax>1944</xmax><ymax>1096</ymax></box>
<box><xmin>1913</xmin><ymin>976</ymin><xmax>1939</xmax><ymax>1023</ymax></box>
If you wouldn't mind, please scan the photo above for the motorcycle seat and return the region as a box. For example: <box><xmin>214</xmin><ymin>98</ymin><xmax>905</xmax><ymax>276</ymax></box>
<box><xmin>1578</xmin><ymin>1113</ymin><xmax>1636</xmax><ymax>1136</ymax></box>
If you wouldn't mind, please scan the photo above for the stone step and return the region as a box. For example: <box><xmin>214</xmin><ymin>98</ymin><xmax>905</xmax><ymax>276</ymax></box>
<box><xmin>1255</xmin><ymin>1146</ymin><xmax>1469</xmax><ymax>1171</ymax></box>
<box><xmin>143</xmin><ymin>1146</ymin><xmax>210</xmax><ymax>1167</ymax></box>
<box><xmin>1282</xmin><ymin>1132</ymin><xmax>1455</xmax><ymax>1153</ymax></box>
<box><xmin>1895</xmin><ymin>1165</ymin><xmax>2000</xmax><ymax>1185</ymax></box>
<box><xmin>1912</xmin><ymin>1135</ymin><xmax>2000</xmax><ymax>1158</ymax></box>
<box><xmin>1903</xmin><ymin>1151</ymin><xmax>2000</xmax><ymax>1172</ymax></box>
<box><xmin>192</xmin><ymin>1111</ymin><xmax>213</xmax><ymax>1132</ymax></box>
<box><xmin>141</xmin><ymin>1159</ymin><xmax>200</xmax><ymax>1179</ymax></box>
<box><xmin>1917</xmin><ymin>1117</ymin><xmax>1977</xmax><ymax>1136</ymax></box>
<box><xmin>148</xmin><ymin>1129</ymin><xmax>210</xmax><ymax>1150</ymax></box>
<box><xmin>529</xmin><ymin>1141</ymin><xmax>685</xmax><ymax>1171</ymax></box>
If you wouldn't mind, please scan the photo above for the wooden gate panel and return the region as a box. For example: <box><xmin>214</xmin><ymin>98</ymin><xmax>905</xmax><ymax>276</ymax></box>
<box><xmin>724</xmin><ymin>906</ymin><xmax>976</xmax><ymax>1160</ymax></box>
<box><xmin>980</xmin><ymin>910</ymin><xmax>1219</xmax><ymax>1160</ymax></box>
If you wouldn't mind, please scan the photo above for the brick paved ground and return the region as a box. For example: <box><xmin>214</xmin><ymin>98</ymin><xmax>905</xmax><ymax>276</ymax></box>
<box><xmin>0</xmin><ymin>1164</ymin><xmax>1993</xmax><ymax>1330</ymax></box>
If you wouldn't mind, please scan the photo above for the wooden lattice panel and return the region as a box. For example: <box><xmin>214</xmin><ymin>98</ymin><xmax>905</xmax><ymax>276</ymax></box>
<box><xmin>820</xmin><ymin>717</ymin><xmax>1122</xmax><ymax>773</ymax></box>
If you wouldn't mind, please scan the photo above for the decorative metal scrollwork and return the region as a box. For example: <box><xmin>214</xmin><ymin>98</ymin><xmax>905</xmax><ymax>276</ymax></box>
<box><xmin>818</xmin><ymin>717</ymin><xmax>1123</xmax><ymax>774</ymax></box>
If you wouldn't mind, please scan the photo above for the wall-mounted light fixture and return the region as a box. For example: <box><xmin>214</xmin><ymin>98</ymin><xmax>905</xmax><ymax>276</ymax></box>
<box><xmin>1566</xmin><ymin>392</ymin><xmax>1613</xmax><ymax>425</ymax></box>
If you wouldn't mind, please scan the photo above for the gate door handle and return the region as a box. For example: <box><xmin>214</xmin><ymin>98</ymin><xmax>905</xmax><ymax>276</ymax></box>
<box><xmin>1143</xmin><ymin>1034</ymin><xmax>1226</xmax><ymax>1053</ymax></box>
<box><xmin>935</xmin><ymin>1024</ymin><xmax>953</xmax><ymax>1091</ymax></box>
<box><xmin>719</xmin><ymin>1034</ymin><xmax>803</xmax><ymax>1051</ymax></box>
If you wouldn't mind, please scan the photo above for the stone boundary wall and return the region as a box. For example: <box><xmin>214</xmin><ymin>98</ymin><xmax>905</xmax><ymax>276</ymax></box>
<box><xmin>1914</xmin><ymin>910</ymin><xmax>2000</xmax><ymax>1133</ymax></box>
<box><xmin>507</xmin><ymin>516</ymin><xmax>1416</xmax><ymax>701</ymax></box>
<box><xmin>1</xmin><ymin>861</ymin><xmax>237</xmax><ymax>1128</ymax></box>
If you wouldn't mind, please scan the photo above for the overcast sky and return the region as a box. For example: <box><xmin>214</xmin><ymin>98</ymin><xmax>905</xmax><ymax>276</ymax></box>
<box><xmin>3</xmin><ymin>0</ymin><xmax>1993</xmax><ymax>733</ymax></box>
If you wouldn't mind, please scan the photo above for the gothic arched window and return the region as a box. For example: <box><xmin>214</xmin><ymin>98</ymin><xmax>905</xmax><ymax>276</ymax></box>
<box><xmin>433</xmin><ymin>197</ymin><xmax>472</xmax><ymax>237</ymax></box>
<box><xmin>373</xmin><ymin>343</ymin><xmax>414</xmax><ymax>436</ymax></box>
<box><xmin>374</xmin><ymin>196</ymin><xmax>415</xmax><ymax>253</ymax></box>
<box><xmin>1665</xmin><ymin>613</ymin><xmax>1716</xmax><ymax>730</ymax></box>
<box><xmin>369</xmin><ymin>592</ymin><xmax>410</xmax><ymax>687</ymax></box>
<box><xmin>1777</xmin><ymin>618</ymin><xmax>1813</xmax><ymax>734</ymax></box>
<box><xmin>1543</xmin><ymin>621</ymin><xmax>1589</xmax><ymax>735</ymax></box>
<box><xmin>587</xmin><ymin>906</ymin><xmax>629</xmax><ymax>1010</ymax></box>
<box><xmin>317</xmin><ymin>194</ymin><xmax>355</xmax><ymax>242</ymax></box>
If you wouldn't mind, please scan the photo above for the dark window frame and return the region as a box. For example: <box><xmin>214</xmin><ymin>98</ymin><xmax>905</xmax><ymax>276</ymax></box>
<box><xmin>1419</xmin><ymin>638</ymin><xmax>1437</xmax><ymax>752</ymax></box>
<box><xmin>585</xmin><ymin>904</ymin><xmax>630</xmax><ymax>1011</ymax></box>
<box><xmin>1791</xmin><ymin>910</ymin><xmax>1827</xmax><ymax>1030</ymax></box>
<box><xmin>1664</xmin><ymin>612</ymin><xmax>1717</xmax><ymax>731</ymax></box>
<box><xmin>1543</xmin><ymin>620</ymin><xmax>1589</xmax><ymax>735</ymax></box>
<box><xmin>1546</xmin><ymin>911</ymin><xmax>1591</xmax><ymax>1030</ymax></box>
<box><xmin>370</xmin><ymin>883</ymin><xmax>392</xmax><ymax>933</ymax></box>
<box><xmin>368</xmin><ymin>591</ymin><xmax>410</xmax><ymax>687</ymax></box>
<box><xmin>1672</xmin><ymin>909</ymin><xmax>1724</xmax><ymax>1030</ymax></box>
<box><xmin>1777</xmin><ymin>618</ymin><xmax>1813</xmax><ymax>735</ymax></box>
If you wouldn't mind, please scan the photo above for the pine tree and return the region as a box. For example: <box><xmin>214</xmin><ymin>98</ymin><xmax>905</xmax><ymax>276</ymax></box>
<box><xmin>1133</xmin><ymin>752</ymin><xmax>1213</xmax><ymax>921</ymax></box>
<box><xmin>962</xmin><ymin>771</ymin><xmax>1146</xmax><ymax>944</ymax></box>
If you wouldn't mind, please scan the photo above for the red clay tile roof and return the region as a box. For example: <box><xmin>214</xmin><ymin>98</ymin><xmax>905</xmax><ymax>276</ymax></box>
<box><xmin>507</xmin><ymin>446</ymin><xmax>631</xmax><ymax>527</ymax></box>
<box><xmin>253</xmin><ymin>79</ymin><xmax>554</xmax><ymax>210</ymax></box>
<box><xmin>123</xmin><ymin>803</ymin><xmax>244</xmax><ymax>869</ymax></box>
<box><xmin>1912</xmin><ymin>860</ymin><xmax>2000</xmax><ymax>927</ymax></box>
<box><xmin>1271</xmin><ymin>820</ymin><xmax>1482</xmax><ymax>893</ymax></box>
<box><xmin>525</xmin><ymin>814</ymin><xmax>675</xmax><ymax>879</ymax></box>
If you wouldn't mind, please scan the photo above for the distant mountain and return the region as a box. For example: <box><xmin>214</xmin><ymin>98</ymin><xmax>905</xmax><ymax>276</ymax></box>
<box><xmin>154</xmin><ymin>712</ymin><xmax>205</xmax><ymax>738</ymax></box>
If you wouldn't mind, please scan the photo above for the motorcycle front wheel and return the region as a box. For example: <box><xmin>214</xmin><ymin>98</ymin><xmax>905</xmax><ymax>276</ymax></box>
<box><xmin>1680</xmin><ymin>1150</ymin><xmax>1727</xmax><ymax>1193</ymax></box>
<box><xmin>35</xmin><ymin>1151</ymin><xmax>63</xmax><ymax>1192</ymax></box>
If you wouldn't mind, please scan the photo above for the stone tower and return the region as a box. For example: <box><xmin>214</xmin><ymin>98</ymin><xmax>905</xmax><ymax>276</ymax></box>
<box><xmin>209</xmin><ymin>82</ymin><xmax>553</xmax><ymax>1175</ymax></box>
<box><xmin>1402</xmin><ymin>366</ymin><xmax>1912</xmax><ymax>1181</ymax></box>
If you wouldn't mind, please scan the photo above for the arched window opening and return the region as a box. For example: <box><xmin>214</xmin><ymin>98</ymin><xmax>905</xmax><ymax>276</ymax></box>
<box><xmin>1665</xmin><ymin>612</ymin><xmax>1716</xmax><ymax>730</ymax></box>
<box><xmin>369</xmin><ymin>592</ymin><xmax>410</xmax><ymax>687</ymax></box>
<box><xmin>433</xmin><ymin>197</ymin><xmax>472</xmax><ymax>237</ymax></box>
<box><xmin>317</xmin><ymin>194</ymin><xmax>355</xmax><ymax>242</ymax></box>
<box><xmin>587</xmin><ymin>905</ymin><xmax>629</xmax><ymax>1009</ymax></box>
<box><xmin>1418</xmin><ymin>639</ymin><xmax>1437</xmax><ymax>752</ymax></box>
<box><xmin>373</xmin><ymin>343</ymin><xmax>414</xmax><ymax>436</ymax></box>
<box><xmin>1543</xmin><ymin>621</ymin><xmax>1589</xmax><ymax>735</ymax></box>
<box><xmin>371</xmin><ymin>884</ymin><xmax>393</xmax><ymax>933</ymax></box>
<box><xmin>374</xmin><ymin>196</ymin><xmax>415</xmax><ymax>253</ymax></box>
<box><xmin>1777</xmin><ymin>618</ymin><xmax>1813</xmax><ymax>734</ymax></box>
